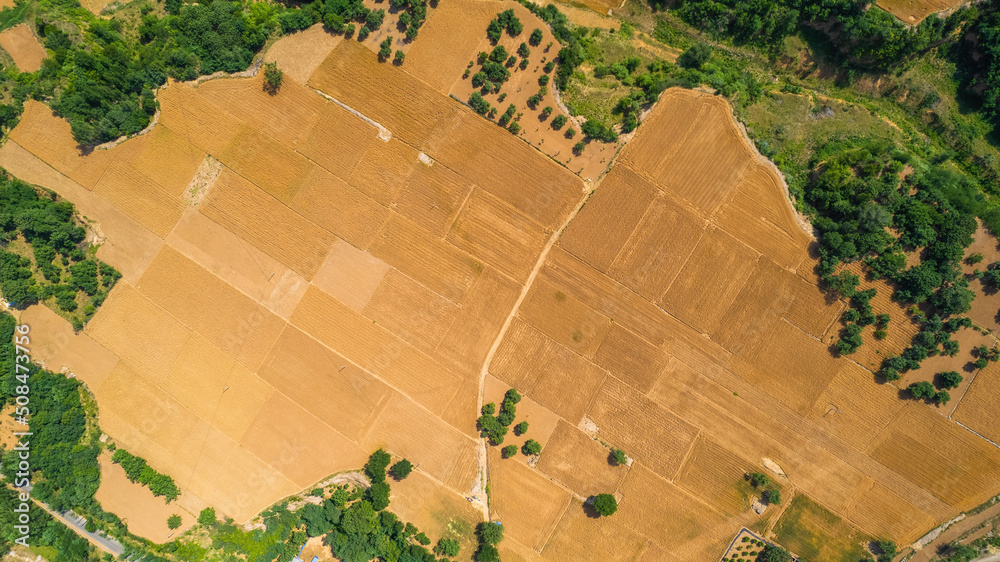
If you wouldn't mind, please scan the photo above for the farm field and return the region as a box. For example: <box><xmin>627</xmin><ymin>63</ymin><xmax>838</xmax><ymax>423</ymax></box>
<box><xmin>875</xmin><ymin>0</ymin><xmax>965</xmax><ymax>24</ymax></box>
<box><xmin>5</xmin><ymin>3</ymin><xmax>1000</xmax><ymax>561</ymax></box>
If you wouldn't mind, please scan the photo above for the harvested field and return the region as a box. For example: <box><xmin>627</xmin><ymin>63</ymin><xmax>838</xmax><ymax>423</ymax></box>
<box><xmin>86</xmin><ymin>283</ymin><xmax>191</xmax><ymax>383</ymax></box>
<box><xmin>10</xmin><ymin>101</ymin><xmax>113</xmax><ymax>189</ymax></box>
<box><xmin>620</xmin><ymin>90</ymin><xmax>750</xmax><ymax>215</ymax></box>
<box><xmin>95</xmin><ymin>454</ymin><xmax>196</xmax><ymax>543</ymax></box>
<box><xmin>240</xmin><ymin>392</ymin><xmax>369</xmax><ymax>488</ymax></box>
<box><xmin>843</xmin><ymin>482</ymin><xmax>936</xmax><ymax>545</ymax></box>
<box><xmin>490</xmin><ymin>318</ymin><xmax>608</xmax><ymax>424</ymax></box>
<box><xmin>263</xmin><ymin>24</ymin><xmax>344</xmax><ymax>85</ymax></box>
<box><xmin>347</xmin><ymin>138</ymin><xmax>417</xmax><ymax>206</ymax></box>
<box><xmin>18</xmin><ymin>305</ymin><xmax>118</xmax><ymax>390</ymax></box>
<box><xmin>0</xmin><ymin>25</ymin><xmax>46</xmax><ymax>72</ymax></box>
<box><xmin>560</xmin><ymin>166</ymin><xmax>657</xmax><ymax>273</ymax></box>
<box><xmin>437</xmin><ymin>269</ymin><xmax>522</xmax><ymax>372</ymax></box>
<box><xmin>541</xmin><ymin>499</ymin><xmax>649</xmax><ymax>562</ymax></box>
<box><xmin>402</xmin><ymin>0</ymin><xmax>498</xmax><ymax>93</ymax></box>
<box><xmin>606</xmin><ymin>190</ymin><xmax>707</xmax><ymax>301</ymax></box>
<box><xmin>809</xmin><ymin>362</ymin><xmax>905</xmax><ymax>450</ymax></box>
<box><xmin>362</xmin><ymin>268</ymin><xmax>461</xmax><ymax>353</ymax></box>
<box><xmin>488</xmin><ymin>447</ymin><xmax>572</xmax><ymax>551</ymax></box>
<box><xmin>660</xmin><ymin>226</ymin><xmax>759</xmax><ymax>334</ymax></box>
<box><xmin>310</xmin><ymin>239</ymin><xmax>392</xmax><ymax>312</ymax></box>
<box><xmin>953</xmin><ymin>359</ymin><xmax>1000</xmax><ymax>446</ymax></box>
<box><xmin>613</xmin><ymin>464</ymin><xmax>725</xmax><ymax>549</ymax></box>
<box><xmin>710</xmin><ymin>257</ymin><xmax>799</xmax><ymax>354</ymax></box>
<box><xmin>518</xmin><ymin>277</ymin><xmax>613</xmax><ymax>358</ymax></box>
<box><xmin>201</xmin><ymin>168</ymin><xmax>335</xmax><ymax>280</ymax></box>
<box><xmin>898</xmin><ymin>326</ymin><xmax>995</xmax><ymax>416</ymax></box>
<box><xmin>535</xmin><ymin>420</ymin><xmax>628</xmax><ymax>498</ymax></box>
<box><xmin>367</xmin><ymin>214</ymin><xmax>482</xmax><ymax>303</ymax></box>
<box><xmin>869</xmin><ymin>404</ymin><xmax>1000</xmax><ymax>510</ymax></box>
<box><xmin>137</xmin><ymin>246</ymin><xmax>285</xmax><ymax>371</ymax></box>
<box><xmin>216</xmin><ymin>126</ymin><xmax>313</xmax><ymax>203</ymax></box>
<box><xmin>876</xmin><ymin>0</ymin><xmax>964</xmax><ymax>24</ymax></box>
<box><xmin>125</xmin><ymin>125</ymin><xmax>206</xmax><ymax>197</ymax></box>
<box><xmin>587</xmin><ymin>376</ymin><xmax>700</xmax><ymax>481</ymax></box>
<box><xmin>362</xmin><ymin>392</ymin><xmax>478</xmax><ymax>491</ymax></box>
<box><xmin>164</xmin><ymin>208</ymin><xmax>309</xmax><ymax>319</ymax></box>
<box><xmin>674</xmin><ymin>436</ymin><xmax>756</xmax><ymax>517</ymax></box>
<box><xmin>160</xmin><ymin>334</ymin><xmax>241</xmax><ymax>422</ymax></box>
<box><xmin>157</xmin><ymin>81</ymin><xmax>245</xmax><ymax>157</ymax></box>
<box><xmin>446</xmin><ymin>188</ymin><xmax>548</xmax><ymax>283</ymax></box>
<box><xmin>483</xmin><ymin>375</ymin><xmax>563</xmax><ymax>448</ymax></box>
<box><xmin>553</xmin><ymin>0</ymin><xmax>620</xmax><ymax>16</ymax></box>
<box><xmin>291</xmin><ymin>286</ymin><xmax>464</xmax><ymax>415</ymax></box>
<box><xmin>289</xmin><ymin>166</ymin><xmax>389</xmax><ymax>249</ymax></box>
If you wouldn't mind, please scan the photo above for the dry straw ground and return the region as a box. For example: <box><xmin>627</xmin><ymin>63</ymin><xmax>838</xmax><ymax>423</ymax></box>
<box><xmin>875</xmin><ymin>0</ymin><xmax>965</xmax><ymax>24</ymax></box>
<box><xmin>4</xmin><ymin>3</ymin><xmax>1000</xmax><ymax>560</ymax></box>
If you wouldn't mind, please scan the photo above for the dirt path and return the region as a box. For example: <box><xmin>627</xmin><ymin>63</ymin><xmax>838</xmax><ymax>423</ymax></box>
<box><xmin>471</xmin><ymin>177</ymin><xmax>600</xmax><ymax>519</ymax></box>
<box><xmin>908</xmin><ymin>500</ymin><xmax>1000</xmax><ymax>562</ymax></box>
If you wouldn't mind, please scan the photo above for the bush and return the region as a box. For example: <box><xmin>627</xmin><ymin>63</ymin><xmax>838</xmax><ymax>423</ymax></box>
<box><xmin>765</xmin><ymin>489</ymin><xmax>781</xmax><ymax>504</ymax></box>
<box><xmin>394</xmin><ymin>50</ymin><xmax>405</xmax><ymax>64</ymax></box>
<box><xmin>573</xmin><ymin>141</ymin><xmax>585</xmax><ymax>154</ymax></box>
<box><xmin>679</xmin><ymin>42</ymin><xmax>711</xmax><ymax>69</ymax></box>
<box><xmin>378</xmin><ymin>37</ymin><xmax>393</xmax><ymax>60</ymax></box>
<box><xmin>748</xmin><ymin>472</ymin><xmax>770</xmax><ymax>488</ymax></box>
<box><xmin>541</xmin><ymin>106</ymin><xmax>552</xmax><ymax>119</ymax></box>
<box><xmin>529</xmin><ymin>28</ymin><xmax>543</xmax><ymax>45</ymax></box>
<box><xmin>513</xmin><ymin>421</ymin><xmax>528</xmax><ymax>436</ymax></box>
<box><xmin>469</xmin><ymin>92</ymin><xmax>491</xmax><ymax>115</ymax></box>
<box><xmin>263</xmin><ymin>62</ymin><xmax>283</xmax><ymax>95</ymax></box>
<box><xmin>501</xmin><ymin>445</ymin><xmax>517</xmax><ymax>458</ymax></box>
<box><xmin>167</xmin><ymin>514</ymin><xmax>182</xmax><ymax>530</ymax></box>
<box><xmin>936</xmin><ymin>371</ymin><xmax>963</xmax><ymax>389</ymax></box>
<box><xmin>509</xmin><ymin>122</ymin><xmax>521</xmax><ymax>135</ymax></box>
<box><xmin>551</xmin><ymin>114</ymin><xmax>567</xmax><ymax>129</ymax></box>
<box><xmin>592</xmin><ymin>493</ymin><xmax>617</xmax><ymax>516</ymax></box>
<box><xmin>389</xmin><ymin>459</ymin><xmax>413</xmax><ymax>480</ymax></box>
<box><xmin>611</xmin><ymin>448</ymin><xmax>628</xmax><ymax>465</ymax></box>
<box><xmin>522</xmin><ymin>439</ymin><xmax>542</xmax><ymax>456</ymax></box>
<box><xmin>908</xmin><ymin>381</ymin><xmax>937</xmax><ymax>400</ymax></box>
<box><xmin>435</xmin><ymin>538</ymin><xmax>461</xmax><ymax>557</ymax></box>
<box><xmin>198</xmin><ymin>507</ymin><xmax>216</xmax><ymax>527</ymax></box>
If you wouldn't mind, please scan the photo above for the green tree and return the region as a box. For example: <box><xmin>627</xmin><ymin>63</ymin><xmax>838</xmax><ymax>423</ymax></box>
<box><xmin>365</xmin><ymin>449</ymin><xmax>391</xmax><ymax>483</ymax></box>
<box><xmin>765</xmin><ymin>489</ymin><xmax>781</xmax><ymax>504</ymax></box>
<box><xmin>936</xmin><ymin>371</ymin><xmax>963</xmax><ymax>389</ymax></box>
<box><xmin>908</xmin><ymin>381</ymin><xmax>937</xmax><ymax>400</ymax></box>
<box><xmin>573</xmin><ymin>140</ymin><xmax>585</xmax><ymax>154</ymax></box>
<box><xmin>501</xmin><ymin>445</ymin><xmax>517</xmax><ymax>458</ymax></box>
<box><xmin>936</xmin><ymin>390</ymin><xmax>951</xmax><ymax>405</ymax></box>
<box><xmin>379</xmin><ymin>37</ymin><xmax>393</xmax><ymax>60</ymax></box>
<box><xmin>592</xmin><ymin>493</ymin><xmax>618</xmax><ymax>516</ymax></box>
<box><xmin>198</xmin><ymin>507</ymin><xmax>216</xmax><ymax>527</ymax></box>
<box><xmin>477</xmin><ymin>520</ymin><xmax>504</xmax><ymax>545</ymax></box>
<box><xmin>167</xmin><ymin>514</ymin><xmax>182</xmax><ymax>530</ymax></box>
<box><xmin>394</xmin><ymin>50</ymin><xmax>405</xmax><ymax>64</ymax></box>
<box><xmin>748</xmin><ymin>472</ymin><xmax>770</xmax><ymax>488</ymax></box>
<box><xmin>435</xmin><ymin>537</ymin><xmax>461</xmax><ymax>557</ymax></box>
<box><xmin>390</xmin><ymin>459</ymin><xmax>413</xmax><ymax>480</ymax></box>
<box><xmin>529</xmin><ymin>28</ymin><xmax>543</xmax><ymax>45</ymax></box>
<box><xmin>513</xmin><ymin>421</ymin><xmax>528</xmax><ymax>436</ymax></box>
<box><xmin>760</xmin><ymin>545</ymin><xmax>793</xmax><ymax>562</ymax></box>
<box><xmin>263</xmin><ymin>62</ymin><xmax>283</xmax><ymax>95</ymax></box>
<box><xmin>482</xmin><ymin>402</ymin><xmax>496</xmax><ymax>415</ymax></box>
<box><xmin>679</xmin><ymin>42</ymin><xmax>711</xmax><ymax>69</ymax></box>
<box><xmin>875</xmin><ymin>539</ymin><xmax>897</xmax><ymax>562</ymax></box>
<box><xmin>611</xmin><ymin>448</ymin><xmax>628</xmax><ymax>466</ymax></box>
<box><xmin>517</xmin><ymin>42</ymin><xmax>530</xmax><ymax>58</ymax></box>
<box><xmin>522</xmin><ymin>439</ymin><xmax>542</xmax><ymax>456</ymax></box>
<box><xmin>367</xmin><ymin>481</ymin><xmax>391</xmax><ymax>510</ymax></box>
<box><xmin>551</xmin><ymin>114</ymin><xmax>567</xmax><ymax>129</ymax></box>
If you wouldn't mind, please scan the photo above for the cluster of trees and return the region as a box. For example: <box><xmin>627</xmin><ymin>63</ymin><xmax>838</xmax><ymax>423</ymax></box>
<box><xmin>0</xmin><ymin>486</ymin><xmax>97</xmax><ymax>561</ymax></box>
<box><xmin>939</xmin><ymin>535</ymin><xmax>1000</xmax><ymax>562</ymax></box>
<box><xmin>487</xmin><ymin>9</ymin><xmax>522</xmax><ymax>43</ymax></box>
<box><xmin>474</xmin><ymin>521</ymin><xmax>505</xmax><ymax>562</ymax></box>
<box><xmin>747</xmin><ymin>472</ymin><xmax>781</xmax><ymax>506</ymax></box>
<box><xmin>907</xmin><ymin>380</ymin><xmax>951</xmax><ymax>405</ymax></box>
<box><xmin>973</xmin><ymin>344</ymin><xmax>1000</xmax><ymax>369</ymax></box>
<box><xmin>880</xmin><ymin>314</ymin><xmax>971</xmax><ymax>381</ymax></box>
<box><xmin>110</xmin><ymin>449</ymin><xmax>180</xmax><ymax>502</ymax></box>
<box><xmin>477</xmin><ymin>388</ymin><xmax>522</xmax><ymax>446</ymax></box>
<box><xmin>672</xmin><ymin>0</ymin><xmax>973</xmax><ymax>69</ymax></box>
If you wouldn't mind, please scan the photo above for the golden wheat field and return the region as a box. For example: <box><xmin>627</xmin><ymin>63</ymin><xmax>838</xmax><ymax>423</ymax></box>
<box><xmin>876</xmin><ymin>0</ymin><xmax>965</xmax><ymax>24</ymax></box>
<box><xmin>6</xmin><ymin>3</ymin><xmax>1000</xmax><ymax>561</ymax></box>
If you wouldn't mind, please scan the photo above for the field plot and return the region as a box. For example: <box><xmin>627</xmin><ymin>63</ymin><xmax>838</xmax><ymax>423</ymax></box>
<box><xmin>95</xmin><ymin>454</ymin><xmax>197</xmax><ymax>543</ymax></box>
<box><xmin>0</xmin><ymin>24</ymin><xmax>46</xmax><ymax>72</ymax></box>
<box><xmin>18</xmin><ymin>304</ymin><xmax>118</xmax><ymax>389</ymax></box>
<box><xmin>488</xmin><ymin>448</ymin><xmax>572</xmax><ymax>551</ymax></box>
<box><xmin>953</xmin><ymin>359</ymin><xmax>1000</xmax><ymax>445</ymax></box>
<box><xmin>876</xmin><ymin>0</ymin><xmax>964</xmax><ymax>24</ymax></box>
<box><xmin>773</xmin><ymin>494</ymin><xmax>873</xmax><ymax>562</ymax></box>
<box><xmin>536</xmin><ymin>420</ymin><xmax>628</xmax><ymax>497</ymax></box>
<box><xmin>541</xmin><ymin>499</ymin><xmax>649</xmax><ymax>562</ymax></box>
<box><xmin>264</xmin><ymin>24</ymin><xmax>344</xmax><ymax>85</ymax></box>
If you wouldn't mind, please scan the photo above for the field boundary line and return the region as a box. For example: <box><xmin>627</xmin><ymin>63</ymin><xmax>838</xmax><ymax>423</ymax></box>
<box><xmin>312</xmin><ymin>87</ymin><xmax>391</xmax><ymax>141</ymax></box>
<box><xmin>670</xmin><ymin>428</ymin><xmax>703</xmax><ymax>483</ymax></box>
<box><xmin>536</xmin><ymin>493</ymin><xmax>573</xmax><ymax>555</ymax></box>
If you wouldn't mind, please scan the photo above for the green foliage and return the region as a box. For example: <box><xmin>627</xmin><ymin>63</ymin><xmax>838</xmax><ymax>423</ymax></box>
<box><xmin>263</xmin><ymin>62</ymin><xmax>283</xmax><ymax>95</ymax></box>
<box><xmin>529</xmin><ymin>28</ymin><xmax>543</xmax><ymax>46</ymax></box>
<box><xmin>364</xmin><ymin>449</ymin><xmax>391</xmax><ymax>483</ymax></box>
<box><xmin>389</xmin><ymin>459</ymin><xmax>412</xmax><ymax>480</ymax></box>
<box><xmin>521</xmin><ymin>439</ymin><xmax>541</xmax><ymax>456</ymax></box>
<box><xmin>501</xmin><ymin>445</ymin><xmax>517</xmax><ymax>458</ymax></box>
<box><xmin>759</xmin><ymin>545</ymin><xmax>793</xmax><ymax>562</ymax></box>
<box><xmin>478</xmin><ymin>414</ymin><xmax>507</xmax><ymax>445</ymax></box>
<box><xmin>679</xmin><ymin>42</ymin><xmax>711</xmax><ymax>69</ymax></box>
<box><xmin>766</xmin><ymin>489</ymin><xmax>781</xmax><ymax>504</ymax></box>
<box><xmin>551</xmin><ymin>114</ymin><xmax>567</xmax><ymax>129</ymax></box>
<box><xmin>936</xmin><ymin>371</ymin><xmax>963</xmax><ymax>390</ymax></box>
<box><xmin>167</xmin><ymin>515</ymin><xmax>182</xmax><ymax>530</ymax></box>
<box><xmin>592</xmin><ymin>493</ymin><xmax>618</xmax><ymax>516</ymax></box>
<box><xmin>366</xmin><ymin>481</ymin><xmax>391</xmax><ymax>511</ymax></box>
<box><xmin>611</xmin><ymin>448</ymin><xmax>628</xmax><ymax>466</ymax></box>
<box><xmin>748</xmin><ymin>472</ymin><xmax>770</xmax><ymax>488</ymax></box>
<box><xmin>513</xmin><ymin>421</ymin><xmax>528</xmax><ymax>436</ymax></box>
<box><xmin>110</xmin><ymin>449</ymin><xmax>180</xmax><ymax>501</ymax></box>
<box><xmin>435</xmin><ymin>537</ymin><xmax>461</xmax><ymax>557</ymax></box>
<box><xmin>908</xmin><ymin>381</ymin><xmax>937</xmax><ymax>400</ymax></box>
<box><xmin>469</xmin><ymin>92</ymin><xmax>491</xmax><ymax>115</ymax></box>
<box><xmin>874</xmin><ymin>539</ymin><xmax>897</xmax><ymax>562</ymax></box>
<box><xmin>481</xmin><ymin>402</ymin><xmax>495</xmax><ymax>415</ymax></box>
<box><xmin>378</xmin><ymin>37</ymin><xmax>393</xmax><ymax>60</ymax></box>
<box><xmin>198</xmin><ymin>507</ymin><xmax>217</xmax><ymax>527</ymax></box>
<box><xmin>476</xmin><ymin>521</ymin><xmax>504</xmax><ymax>545</ymax></box>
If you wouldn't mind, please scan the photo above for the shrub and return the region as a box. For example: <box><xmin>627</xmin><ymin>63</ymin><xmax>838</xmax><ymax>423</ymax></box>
<box><xmin>435</xmin><ymin>538</ymin><xmax>461</xmax><ymax>557</ymax></box>
<box><xmin>378</xmin><ymin>37</ymin><xmax>393</xmax><ymax>60</ymax></box>
<box><xmin>748</xmin><ymin>472</ymin><xmax>770</xmax><ymax>488</ymax></box>
<box><xmin>592</xmin><ymin>494</ymin><xmax>617</xmax><ymax>516</ymax></box>
<box><xmin>517</xmin><ymin>42</ymin><xmax>530</xmax><ymax>58</ymax></box>
<box><xmin>509</xmin><ymin>122</ymin><xmax>521</xmax><ymax>135</ymax></box>
<box><xmin>394</xmin><ymin>50</ymin><xmax>405</xmax><ymax>64</ymax></box>
<box><xmin>389</xmin><ymin>459</ymin><xmax>413</xmax><ymax>480</ymax></box>
<box><xmin>551</xmin><ymin>114</ymin><xmax>567</xmax><ymax>129</ymax></box>
<box><xmin>679</xmin><ymin>42</ymin><xmax>711</xmax><ymax>69</ymax></box>
<box><xmin>167</xmin><ymin>514</ymin><xmax>182</xmax><ymax>530</ymax></box>
<box><xmin>765</xmin><ymin>489</ymin><xmax>781</xmax><ymax>504</ymax></box>
<box><xmin>936</xmin><ymin>371</ymin><xmax>963</xmax><ymax>389</ymax></box>
<box><xmin>198</xmin><ymin>507</ymin><xmax>216</xmax><ymax>527</ymax></box>
<box><xmin>501</xmin><ymin>445</ymin><xmax>517</xmax><ymax>458</ymax></box>
<box><xmin>529</xmin><ymin>28</ymin><xmax>543</xmax><ymax>45</ymax></box>
<box><xmin>908</xmin><ymin>381</ymin><xmax>937</xmax><ymax>400</ymax></box>
<box><xmin>573</xmin><ymin>141</ymin><xmax>585</xmax><ymax>154</ymax></box>
<box><xmin>611</xmin><ymin>448</ymin><xmax>628</xmax><ymax>465</ymax></box>
<box><xmin>522</xmin><ymin>439</ymin><xmax>542</xmax><ymax>456</ymax></box>
<box><xmin>565</xmin><ymin>127</ymin><xmax>576</xmax><ymax>138</ymax></box>
<box><xmin>541</xmin><ymin>106</ymin><xmax>552</xmax><ymax>118</ymax></box>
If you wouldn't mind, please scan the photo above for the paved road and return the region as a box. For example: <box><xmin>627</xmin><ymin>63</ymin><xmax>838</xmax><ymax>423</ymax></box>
<box><xmin>32</xmin><ymin>500</ymin><xmax>124</xmax><ymax>557</ymax></box>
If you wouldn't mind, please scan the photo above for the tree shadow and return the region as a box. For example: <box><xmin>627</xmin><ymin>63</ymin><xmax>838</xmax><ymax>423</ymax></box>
<box><xmin>581</xmin><ymin>499</ymin><xmax>601</xmax><ymax>519</ymax></box>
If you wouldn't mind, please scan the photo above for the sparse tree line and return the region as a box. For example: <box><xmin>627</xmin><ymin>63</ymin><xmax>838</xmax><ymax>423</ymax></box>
<box><xmin>110</xmin><ymin>449</ymin><xmax>180</xmax><ymax>502</ymax></box>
